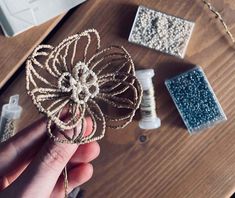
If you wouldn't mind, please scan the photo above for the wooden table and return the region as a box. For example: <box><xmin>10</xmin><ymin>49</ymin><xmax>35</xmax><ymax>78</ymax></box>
<box><xmin>0</xmin><ymin>0</ymin><xmax>235</xmax><ymax>197</ymax></box>
<box><xmin>0</xmin><ymin>15</ymin><xmax>64</xmax><ymax>89</ymax></box>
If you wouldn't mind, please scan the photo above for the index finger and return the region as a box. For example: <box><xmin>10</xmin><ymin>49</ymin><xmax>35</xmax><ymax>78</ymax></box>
<box><xmin>0</xmin><ymin>115</ymin><xmax>93</xmax><ymax>177</ymax></box>
<box><xmin>0</xmin><ymin>117</ymin><xmax>47</xmax><ymax>175</ymax></box>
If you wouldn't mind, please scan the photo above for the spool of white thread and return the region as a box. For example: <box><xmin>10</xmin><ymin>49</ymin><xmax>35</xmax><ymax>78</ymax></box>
<box><xmin>136</xmin><ymin>69</ymin><xmax>161</xmax><ymax>129</ymax></box>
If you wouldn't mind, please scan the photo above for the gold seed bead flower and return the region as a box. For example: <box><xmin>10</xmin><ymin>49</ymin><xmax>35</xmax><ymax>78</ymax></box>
<box><xmin>26</xmin><ymin>29</ymin><xmax>142</xmax><ymax>144</ymax></box>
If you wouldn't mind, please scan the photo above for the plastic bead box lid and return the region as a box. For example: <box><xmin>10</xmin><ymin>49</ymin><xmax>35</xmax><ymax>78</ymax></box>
<box><xmin>165</xmin><ymin>66</ymin><xmax>227</xmax><ymax>134</ymax></box>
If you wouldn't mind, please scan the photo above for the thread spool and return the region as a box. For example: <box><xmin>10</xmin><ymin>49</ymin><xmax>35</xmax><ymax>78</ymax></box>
<box><xmin>136</xmin><ymin>69</ymin><xmax>161</xmax><ymax>129</ymax></box>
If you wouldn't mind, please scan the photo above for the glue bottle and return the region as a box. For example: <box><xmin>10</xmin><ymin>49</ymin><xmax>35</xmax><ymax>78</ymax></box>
<box><xmin>135</xmin><ymin>69</ymin><xmax>161</xmax><ymax>129</ymax></box>
<box><xmin>0</xmin><ymin>95</ymin><xmax>22</xmax><ymax>141</ymax></box>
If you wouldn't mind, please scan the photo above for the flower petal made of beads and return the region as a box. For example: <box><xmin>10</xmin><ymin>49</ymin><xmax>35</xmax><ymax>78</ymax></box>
<box><xmin>45</xmin><ymin>29</ymin><xmax>101</xmax><ymax>77</ymax></box>
<box><xmin>87</xmin><ymin>45</ymin><xmax>135</xmax><ymax>76</ymax></box>
<box><xmin>80</xmin><ymin>99</ymin><xmax>106</xmax><ymax>144</ymax></box>
<box><xmin>95</xmin><ymin>73</ymin><xmax>142</xmax><ymax>129</ymax></box>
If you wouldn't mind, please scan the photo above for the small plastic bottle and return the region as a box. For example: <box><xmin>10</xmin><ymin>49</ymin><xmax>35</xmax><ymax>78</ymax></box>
<box><xmin>135</xmin><ymin>69</ymin><xmax>161</xmax><ymax>130</ymax></box>
<box><xmin>0</xmin><ymin>95</ymin><xmax>22</xmax><ymax>141</ymax></box>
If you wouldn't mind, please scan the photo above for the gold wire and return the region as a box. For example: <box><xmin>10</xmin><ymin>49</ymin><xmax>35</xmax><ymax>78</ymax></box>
<box><xmin>63</xmin><ymin>166</ymin><xmax>69</xmax><ymax>198</ymax></box>
<box><xmin>202</xmin><ymin>0</ymin><xmax>235</xmax><ymax>43</ymax></box>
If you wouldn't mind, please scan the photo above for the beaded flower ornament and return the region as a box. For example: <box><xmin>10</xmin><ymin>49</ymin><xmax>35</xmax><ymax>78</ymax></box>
<box><xmin>26</xmin><ymin>29</ymin><xmax>142</xmax><ymax>144</ymax></box>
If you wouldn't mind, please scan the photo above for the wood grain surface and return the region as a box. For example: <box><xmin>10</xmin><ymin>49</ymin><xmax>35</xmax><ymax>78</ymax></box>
<box><xmin>0</xmin><ymin>15</ymin><xmax>64</xmax><ymax>89</ymax></box>
<box><xmin>0</xmin><ymin>0</ymin><xmax>235</xmax><ymax>197</ymax></box>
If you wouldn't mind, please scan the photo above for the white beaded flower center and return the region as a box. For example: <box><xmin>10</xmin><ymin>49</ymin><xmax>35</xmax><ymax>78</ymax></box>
<box><xmin>58</xmin><ymin>62</ymin><xmax>99</xmax><ymax>104</ymax></box>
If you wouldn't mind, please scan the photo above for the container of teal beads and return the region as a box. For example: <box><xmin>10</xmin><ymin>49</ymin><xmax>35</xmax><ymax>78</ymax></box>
<box><xmin>165</xmin><ymin>66</ymin><xmax>227</xmax><ymax>134</ymax></box>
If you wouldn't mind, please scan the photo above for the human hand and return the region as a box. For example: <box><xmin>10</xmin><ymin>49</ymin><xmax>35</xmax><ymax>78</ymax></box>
<box><xmin>0</xmin><ymin>117</ymin><xmax>100</xmax><ymax>198</ymax></box>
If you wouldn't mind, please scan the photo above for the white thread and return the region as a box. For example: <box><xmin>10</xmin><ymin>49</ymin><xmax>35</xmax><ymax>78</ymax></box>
<box><xmin>136</xmin><ymin>69</ymin><xmax>161</xmax><ymax>130</ymax></box>
<box><xmin>141</xmin><ymin>87</ymin><xmax>157</xmax><ymax>119</ymax></box>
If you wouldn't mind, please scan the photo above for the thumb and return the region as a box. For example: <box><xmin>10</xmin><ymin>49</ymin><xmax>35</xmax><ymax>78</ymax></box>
<box><xmin>1</xmin><ymin>122</ymin><xmax>85</xmax><ymax>198</ymax></box>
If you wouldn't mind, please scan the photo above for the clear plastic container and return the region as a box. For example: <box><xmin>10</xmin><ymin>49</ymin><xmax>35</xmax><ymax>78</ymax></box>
<box><xmin>165</xmin><ymin>66</ymin><xmax>227</xmax><ymax>134</ymax></box>
<box><xmin>0</xmin><ymin>95</ymin><xmax>22</xmax><ymax>140</ymax></box>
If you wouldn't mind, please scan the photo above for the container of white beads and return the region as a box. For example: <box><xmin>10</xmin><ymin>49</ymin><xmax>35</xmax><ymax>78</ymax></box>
<box><xmin>128</xmin><ymin>5</ymin><xmax>195</xmax><ymax>58</ymax></box>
